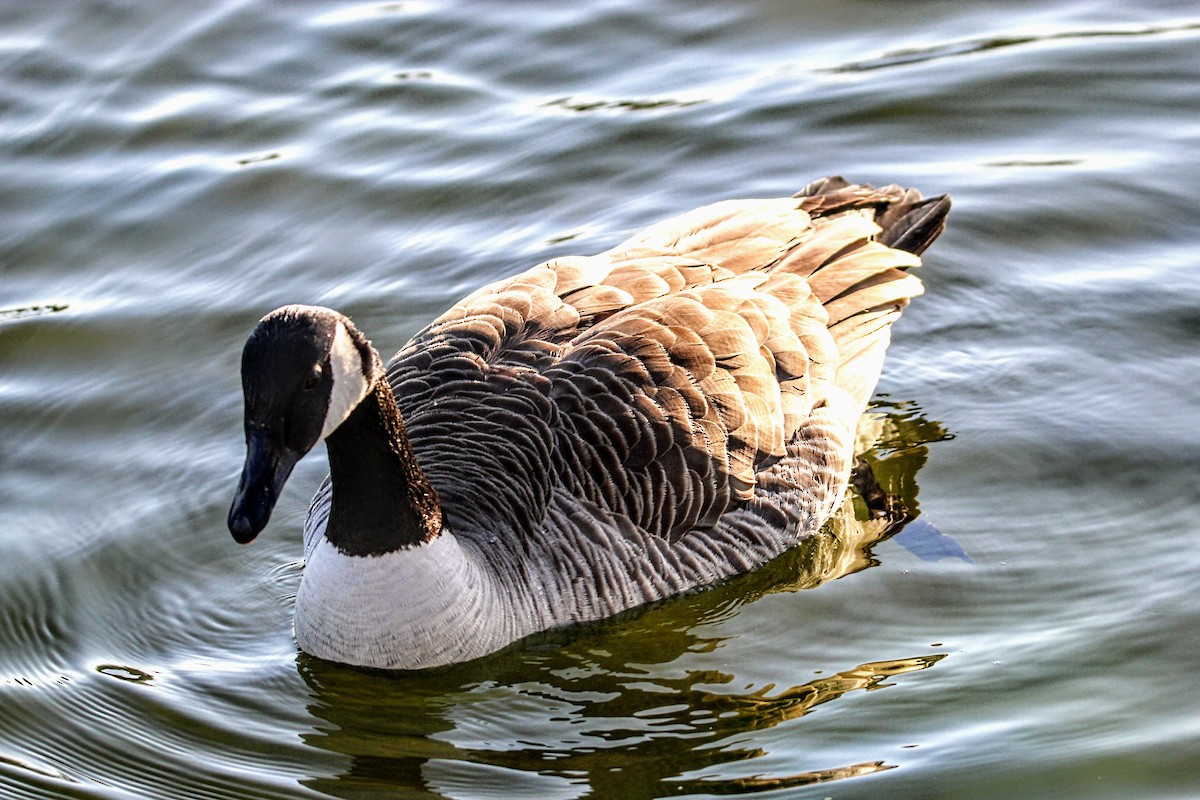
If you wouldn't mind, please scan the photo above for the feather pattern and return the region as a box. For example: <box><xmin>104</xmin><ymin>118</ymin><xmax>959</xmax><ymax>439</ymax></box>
<box><xmin>283</xmin><ymin>177</ymin><xmax>951</xmax><ymax>668</ymax></box>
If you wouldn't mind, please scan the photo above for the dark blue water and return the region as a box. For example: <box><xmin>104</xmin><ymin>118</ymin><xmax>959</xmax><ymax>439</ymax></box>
<box><xmin>2</xmin><ymin>2</ymin><xmax>1198</xmax><ymax>797</ymax></box>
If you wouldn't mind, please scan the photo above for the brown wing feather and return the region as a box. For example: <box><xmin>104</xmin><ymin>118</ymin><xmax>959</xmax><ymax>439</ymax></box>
<box><xmin>387</xmin><ymin>179</ymin><xmax>949</xmax><ymax>553</ymax></box>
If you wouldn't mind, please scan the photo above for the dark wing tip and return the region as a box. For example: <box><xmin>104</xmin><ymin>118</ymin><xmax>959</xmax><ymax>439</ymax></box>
<box><xmin>876</xmin><ymin>194</ymin><xmax>952</xmax><ymax>256</ymax></box>
<box><xmin>792</xmin><ymin>178</ymin><xmax>951</xmax><ymax>256</ymax></box>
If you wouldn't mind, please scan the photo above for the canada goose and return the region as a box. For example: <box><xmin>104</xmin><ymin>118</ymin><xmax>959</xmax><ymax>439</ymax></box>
<box><xmin>228</xmin><ymin>176</ymin><xmax>950</xmax><ymax>670</ymax></box>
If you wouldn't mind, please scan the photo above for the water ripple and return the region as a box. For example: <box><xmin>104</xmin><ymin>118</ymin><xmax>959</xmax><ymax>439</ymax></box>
<box><xmin>827</xmin><ymin>19</ymin><xmax>1200</xmax><ymax>73</ymax></box>
<box><xmin>0</xmin><ymin>304</ymin><xmax>69</xmax><ymax>322</ymax></box>
<box><xmin>543</xmin><ymin>95</ymin><xmax>705</xmax><ymax>114</ymax></box>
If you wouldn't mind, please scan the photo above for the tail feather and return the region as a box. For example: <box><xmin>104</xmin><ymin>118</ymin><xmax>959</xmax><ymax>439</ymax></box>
<box><xmin>790</xmin><ymin>178</ymin><xmax>951</xmax><ymax>412</ymax></box>
<box><xmin>806</xmin><ymin>243</ymin><xmax>921</xmax><ymax>303</ymax></box>
<box><xmin>795</xmin><ymin>176</ymin><xmax>951</xmax><ymax>254</ymax></box>
<box><xmin>877</xmin><ymin>194</ymin><xmax>952</xmax><ymax>256</ymax></box>
<box><xmin>829</xmin><ymin>307</ymin><xmax>902</xmax><ymax>409</ymax></box>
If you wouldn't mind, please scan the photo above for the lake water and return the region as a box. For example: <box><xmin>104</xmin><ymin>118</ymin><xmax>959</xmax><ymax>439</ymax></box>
<box><xmin>2</xmin><ymin>1</ymin><xmax>1198</xmax><ymax>798</ymax></box>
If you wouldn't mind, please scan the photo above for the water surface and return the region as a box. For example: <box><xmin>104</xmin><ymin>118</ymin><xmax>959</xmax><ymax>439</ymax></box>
<box><xmin>2</xmin><ymin>1</ymin><xmax>1198</xmax><ymax>798</ymax></box>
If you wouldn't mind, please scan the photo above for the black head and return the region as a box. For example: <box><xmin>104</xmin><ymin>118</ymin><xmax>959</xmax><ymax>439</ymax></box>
<box><xmin>228</xmin><ymin>305</ymin><xmax>373</xmax><ymax>543</ymax></box>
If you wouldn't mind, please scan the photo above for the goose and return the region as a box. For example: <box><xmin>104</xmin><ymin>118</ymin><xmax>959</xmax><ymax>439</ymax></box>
<box><xmin>228</xmin><ymin>176</ymin><xmax>950</xmax><ymax>670</ymax></box>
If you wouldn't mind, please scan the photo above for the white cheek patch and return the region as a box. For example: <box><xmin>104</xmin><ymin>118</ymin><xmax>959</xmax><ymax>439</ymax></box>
<box><xmin>321</xmin><ymin>322</ymin><xmax>371</xmax><ymax>440</ymax></box>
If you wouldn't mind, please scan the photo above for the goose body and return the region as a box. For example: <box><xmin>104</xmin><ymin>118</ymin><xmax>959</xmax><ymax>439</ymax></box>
<box><xmin>228</xmin><ymin>177</ymin><xmax>950</xmax><ymax>669</ymax></box>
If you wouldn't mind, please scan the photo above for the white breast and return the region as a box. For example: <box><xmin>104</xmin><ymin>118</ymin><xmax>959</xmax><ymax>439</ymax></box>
<box><xmin>294</xmin><ymin>531</ymin><xmax>523</xmax><ymax>669</ymax></box>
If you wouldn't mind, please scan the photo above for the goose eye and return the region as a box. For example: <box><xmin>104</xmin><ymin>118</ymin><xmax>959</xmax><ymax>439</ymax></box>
<box><xmin>303</xmin><ymin>366</ymin><xmax>322</xmax><ymax>391</ymax></box>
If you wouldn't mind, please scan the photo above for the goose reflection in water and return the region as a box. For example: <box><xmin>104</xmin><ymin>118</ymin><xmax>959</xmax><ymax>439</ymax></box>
<box><xmin>295</xmin><ymin>403</ymin><xmax>954</xmax><ymax>799</ymax></box>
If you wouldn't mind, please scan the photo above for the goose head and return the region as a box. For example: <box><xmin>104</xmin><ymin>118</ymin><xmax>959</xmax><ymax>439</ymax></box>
<box><xmin>228</xmin><ymin>305</ymin><xmax>377</xmax><ymax>543</ymax></box>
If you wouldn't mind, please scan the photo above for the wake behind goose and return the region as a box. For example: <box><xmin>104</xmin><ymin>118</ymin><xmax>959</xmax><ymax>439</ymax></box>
<box><xmin>228</xmin><ymin>177</ymin><xmax>950</xmax><ymax>669</ymax></box>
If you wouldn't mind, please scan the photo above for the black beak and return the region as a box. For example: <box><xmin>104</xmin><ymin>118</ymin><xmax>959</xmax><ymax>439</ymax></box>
<box><xmin>228</xmin><ymin>426</ymin><xmax>302</xmax><ymax>544</ymax></box>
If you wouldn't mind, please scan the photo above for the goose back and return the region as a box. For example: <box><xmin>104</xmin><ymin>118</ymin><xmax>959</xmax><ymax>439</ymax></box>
<box><xmin>300</xmin><ymin>178</ymin><xmax>949</xmax><ymax>635</ymax></box>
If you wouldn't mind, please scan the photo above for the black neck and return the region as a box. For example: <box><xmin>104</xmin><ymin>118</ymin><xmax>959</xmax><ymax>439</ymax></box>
<box><xmin>322</xmin><ymin>379</ymin><xmax>442</xmax><ymax>556</ymax></box>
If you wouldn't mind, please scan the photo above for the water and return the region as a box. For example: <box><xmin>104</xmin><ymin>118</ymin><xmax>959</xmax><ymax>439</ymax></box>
<box><xmin>2</xmin><ymin>1</ymin><xmax>1198</xmax><ymax>797</ymax></box>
